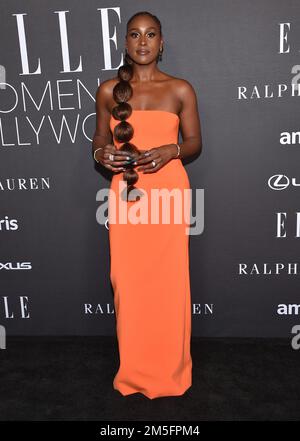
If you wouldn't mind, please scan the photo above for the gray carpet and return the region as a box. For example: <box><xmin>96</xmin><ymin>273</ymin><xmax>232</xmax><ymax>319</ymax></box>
<box><xmin>0</xmin><ymin>336</ymin><xmax>299</xmax><ymax>421</ymax></box>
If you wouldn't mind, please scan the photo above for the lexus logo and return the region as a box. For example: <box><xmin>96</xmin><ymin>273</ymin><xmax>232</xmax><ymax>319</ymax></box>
<box><xmin>0</xmin><ymin>262</ymin><xmax>32</xmax><ymax>270</ymax></box>
<box><xmin>268</xmin><ymin>174</ymin><xmax>300</xmax><ymax>190</ymax></box>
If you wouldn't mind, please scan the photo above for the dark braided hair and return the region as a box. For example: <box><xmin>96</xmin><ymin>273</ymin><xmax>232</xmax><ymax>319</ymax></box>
<box><xmin>111</xmin><ymin>11</ymin><xmax>162</xmax><ymax>202</ymax></box>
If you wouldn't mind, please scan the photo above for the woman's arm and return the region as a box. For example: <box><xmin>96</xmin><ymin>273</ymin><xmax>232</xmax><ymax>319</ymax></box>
<box><xmin>92</xmin><ymin>81</ymin><xmax>130</xmax><ymax>171</ymax></box>
<box><xmin>92</xmin><ymin>81</ymin><xmax>113</xmax><ymax>161</ymax></box>
<box><xmin>172</xmin><ymin>79</ymin><xmax>202</xmax><ymax>160</ymax></box>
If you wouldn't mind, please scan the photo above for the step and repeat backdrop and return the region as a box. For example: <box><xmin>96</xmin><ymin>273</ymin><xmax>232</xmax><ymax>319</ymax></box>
<box><xmin>1</xmin><ymin>0</ymin><xmax>300</xmax><ymax>337</ymax></box>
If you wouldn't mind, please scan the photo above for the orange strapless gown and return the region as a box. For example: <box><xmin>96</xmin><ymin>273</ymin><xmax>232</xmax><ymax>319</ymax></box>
<box><xmin>108</xmin><ymin>110</ymin><xmax>192</xmax><ymax>399</ymax></box>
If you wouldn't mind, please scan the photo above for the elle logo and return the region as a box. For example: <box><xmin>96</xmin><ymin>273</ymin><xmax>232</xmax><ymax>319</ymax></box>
<box><xmin>276</xmin><ymin>212</ymin><xmax>300</xmax><ymax>237</ymax></box>
<box><xmin>1</xmin><ymin>296</ymin><xmax>30</xmax><ymax>319</ymax></box>
<box><xmin>13</xmin><ymin>8</ymin><xmax>123</xmax><ymax>75</ymax></box>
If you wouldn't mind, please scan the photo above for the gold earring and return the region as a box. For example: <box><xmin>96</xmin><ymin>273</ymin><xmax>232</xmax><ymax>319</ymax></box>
<box><xmin>158</xmin><ymin>47</ymin><xmax>163</xmax><ymax>62</ymax></box>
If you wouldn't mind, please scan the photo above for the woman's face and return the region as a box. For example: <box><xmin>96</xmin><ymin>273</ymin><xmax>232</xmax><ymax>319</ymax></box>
<box><xmin>125</xmin><ymin>16</ymin><xmax>162</xmax><ymax>65</ymax></box>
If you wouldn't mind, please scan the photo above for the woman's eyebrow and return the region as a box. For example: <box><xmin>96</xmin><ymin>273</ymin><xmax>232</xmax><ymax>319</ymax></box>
<box><xmin>128</xmin><ymin>27</ymin><xmax>157</xmax><ymax>32</ymax></box>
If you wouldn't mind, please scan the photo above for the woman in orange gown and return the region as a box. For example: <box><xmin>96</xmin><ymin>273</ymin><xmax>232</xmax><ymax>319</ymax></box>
<box><xmin>93</xmin><ymin>11</ymin><xmax>202</xmax><ymax>399</ymax></box>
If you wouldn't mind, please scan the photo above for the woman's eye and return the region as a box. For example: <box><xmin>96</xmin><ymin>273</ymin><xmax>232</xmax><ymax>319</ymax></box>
<box><xmin>130</xmin><ymin>32</ymin><xmax>156</xmax><ymax>38</ymax></box>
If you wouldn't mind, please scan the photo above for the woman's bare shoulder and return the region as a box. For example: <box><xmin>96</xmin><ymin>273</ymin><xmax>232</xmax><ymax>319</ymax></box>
<box><xmin>160</xmin><ymin>72</ymin><xmax>196</xmax><ymax>96</ymax></box>
<box><xmin>95</xmin><ymin>78</ymin><xmax>120</xmax><ymax>113</ymax></box>
<box><xmin>170</xmin><ymin>75</ymin><xmax>196</xmax><ymax>90</ymax></box>
<box><xmin>169</xmin><ymin>77</ymin><xmax>197</xmax><ymax>104</ymax></box>
<box><xmin>96</xmin><ymin>77</ymin><xmax>119</xmax><ymax>95</ymax></box>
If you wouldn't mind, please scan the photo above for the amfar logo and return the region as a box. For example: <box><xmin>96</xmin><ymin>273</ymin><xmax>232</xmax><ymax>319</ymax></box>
<box><xmin>277</xmin><ymin>304</ymin><xmax>300</xmax><ymax>315</ymax></box>
<box><xmin>280</xmin><ymin>131</ymin><xmax>300</xmax><ymax>145</ymax></box>
<box><xmin>268</xmin><ymin>174</ymin><xmax>300</xmax><ymax>190</ymax></box>
<box><xmin>0</xmin><ymin>216</ymin><xmax>18</xmax><ymax>231</ymax></box>
<box><xmin>0</xmin><ymin>177</ymin><xmax>50</xmax><ymax>191</ymax></box>
<box><xmin>0</xmin><ymin>262</ymin><xmax>32</xmax><ymax>270</ymax></box>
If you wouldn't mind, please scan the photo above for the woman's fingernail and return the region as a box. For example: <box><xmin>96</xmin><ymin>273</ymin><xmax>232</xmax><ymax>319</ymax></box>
<box><xmin>126</xmin><ymin>156</ymin><xmax>130</xmax><ymax>160</ymax></box>
<box><xmin>133</xmin><ymin>161</ymin><xmax>137</xmax><ymax>165</ymax></box>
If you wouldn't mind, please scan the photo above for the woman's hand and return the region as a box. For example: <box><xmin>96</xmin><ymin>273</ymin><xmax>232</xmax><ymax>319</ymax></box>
<box><xmin>134</xmin><ymin>145</ymin><xmax>177</xmax><ymax>174</ymax></box>
<box><xmin>95</xmin><ymin>144</ymin><xmax>135</xmax><ymax>173</ymax></box>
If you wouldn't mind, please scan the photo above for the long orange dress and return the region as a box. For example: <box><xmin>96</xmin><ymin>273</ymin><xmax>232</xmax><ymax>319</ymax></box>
<box><xmin>108</xmin><ymin>110</ymin><xmax>192</xmax><ymax>399</ymax></box>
